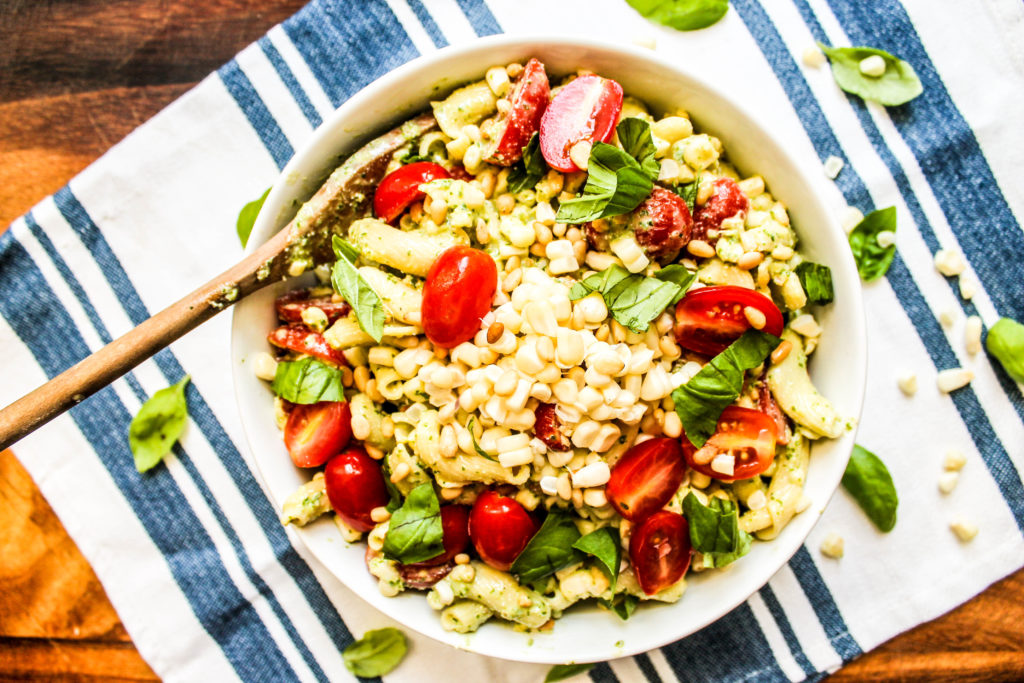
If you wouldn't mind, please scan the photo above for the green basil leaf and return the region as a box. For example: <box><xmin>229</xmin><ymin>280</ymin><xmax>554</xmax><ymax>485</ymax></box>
<box><xmin>842</xmin><ymin>444</ymin><xmax>898</xmax><ymax>532</ymax></box>
<box><xmin>569</xmin><ymin>264</ymin><xmax>688</xmax><ymax>333</ymax></box>
<box><xmin>606</xmin><ymin>593</ymin><xmax>640</xmax><ymax>620</ymax></box>
<box><xmin>672</xmin><ymin>329</ymin><xmax>780</xmax><ymax>447</ymax></box>
<box><xmin>683</xmin><ymin>492</ymin><xmax>752</xmax><ymax>567</ymax></box>
<box><xmin>510</xmin><ymin>510</ymin><xmax>583</xmax><ymax>583</ymax></box>
<box><xmin>129</xmin><ymin>376</ymin><xmax>190</xmax><ymax>473</ymax></box>
<box><xmin>379</xmin><ymin>459</ymin><xmax>404</xmax><ymax>513</ymax></box>
<box><xmin>616</xmin><ymin>118</ymin><xmax>660</xmax><ymax>180</ymax></box>
<box><xmin>236</xmin><ymin>187</ymin><xmax>270</xmax><ymax>248</ymax></box>
<box><xmin>672</xmin><ymin>173</ymin><xmax>700</xmax><ymax>214</ymax></box>
<box><xmin>466</xmin><ymin>417</ymin><xmax>498</xmax><ymax>462</ymax></box>
<box><xmin>332</xmin><ymin>235</ymin><xmax>385</xmax><ymax>342</ymax></box>
<box><xmin>654</xmin><ymin>264</ymin><xmax>697</xmax><ymax>304</ymax></box>
<box><xmin>986</xmin><ymin>318</ymin><xmax>1024</xmax><ymax>383</ymax></box>
<box><xmin>572</xmin><ymin>526</ymin><xmax>621</xmax><ymax>591</ymax></box>
<box><xmin>383</xmin><ymin>483</ymin><xmax>444</xmax><ymax>564</ymax></box>
<box><xmin>333</xmin><ymin>236</ymin><xmax>360</xmax><ymax>263</ymax></box>
<box><xmin>545</xmin><ymin>663</ymin><xmax>595</xmax><ymax>682</ymax></box>
<box><xmin>818</xmin><ymin>43</ymin><xmax>923</xmax><ymax>107</ymax></box>
<box><xmin>794</xmin><ymin>261</ymin><xmax>835</xmax><ymax>305</ymax></box>
<box><xmin>507</xmin><ymin>132</ymin><xmax>547</xmax><ymax>194</ymax></box>
<box><xmin>848</xmin><ymin>206</ymin><xmax>897</xmax><ymax>281</ymax></box>
<box><xmin>342</xmin><ymin>627</ymin><xmax>408</xmax><ymax>677</ymax></box>
<box><xmin>626</xmin><ymin>0</ymin><xmax>729</xmax><ymax>31</ymax></box>
<box><xmin>569</xmin><ymin>264</ymin><xmax>633</xmax><ymax>300</ymax></box>
<box><xmin>401</xmin><ymin>153</ymin><xmax>433</xmax><ymax>164</ymax></box>
<box><xmin>271</xmin><ymin>357</ymin><xmax>346</xmax><ymax>404</ymax></box>
<box><xmin>557</xmin><ymin>142</ymin><xmax>653</xmax><ymax>224</ymax></box>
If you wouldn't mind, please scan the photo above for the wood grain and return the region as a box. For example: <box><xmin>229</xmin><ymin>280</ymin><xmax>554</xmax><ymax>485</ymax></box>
<box><xmin>0</xmin><ymin>1</ymin><xmax>1022</xmax><ymax>681</ymax></box>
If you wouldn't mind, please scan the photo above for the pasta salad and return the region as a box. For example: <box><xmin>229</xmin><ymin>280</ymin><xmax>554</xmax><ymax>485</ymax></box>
<box><xmin>256</xmin><ymin>58</ymin><xmax>845</xmax><ymax>633</ymax></box>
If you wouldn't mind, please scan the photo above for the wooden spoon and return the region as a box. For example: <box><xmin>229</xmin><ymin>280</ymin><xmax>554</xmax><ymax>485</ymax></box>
<box><xmin>0</xmin><ymin>114</ymin><xmax>438</xmax><ymax>451</ymax></box>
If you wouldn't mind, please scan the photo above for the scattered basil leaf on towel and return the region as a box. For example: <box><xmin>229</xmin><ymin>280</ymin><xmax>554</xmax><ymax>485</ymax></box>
<box><xmin>616</xmin><ymin>117</ymin><xmax>661</xmax><ymax>179</ymax></box>
<box><xmin>848</xmin><ymin>206</ymin><xmax>897</xmax><ymax>281</ymax></box>
<box><xmin>842</xmin><ymin>444</ymin><xmax>898</xmax><ymax>532</ymax></box>
<box><xmin>672</xmin><ymin>174</ymin><xmax>700</xmax><ymax>214</ymax></box>
<box><xmin>795</xmin><ymin>262</ymin><xmax>835</xmax><ymax>305</ymax></box>
<box><xmin>625</xmin><ymin>0</ymin><xmax>729</xmax><ymax>31</ymax></box>
<box><xmin>572</xmin><ymin>526</ymin><xmax>622</xmax><ymax>591</ymax></box>
<box><xmin>507</xmin><ymin>133</ymin><xmax>548</xmax><ymax>194</ymax></box>
<box><xmin>383</xmin><ymin>483</ymin><xmax>444</xmax><ymax>564</ymax></box>
<box><xmin>342</xmin><ymin>627</ymin><xmax>408</xmax><ymax>677</ymax></box>
<box><xmin>672</xmin><ymin>329</ymin><xmax>780</xmax><ymax>448</ymax></box>
<box><xmin>236</xmin><ymin>187</ymin><xmax>270</xmax><ymax>248</ymax></box>
<box><xmin>510</xmin><ymin>510</ymin><xmax>583</xmax><ymax>583</ymax></box>
<box><xmin>569</xmin><ymin>264</ymin><xmax>691</xmax><ymax>333</ymax></box>
<box><xmin>129</xmin><ymin>376</ymin><xmax>190</xmax><ymax>473</ymax></box>
<box><xmin>986</xmin><ymin>318</ymin><xmax>1024</xmax><ymax>383</ymax></box>
<box><xmin>331</xmin><ymin>235</ymin><xmax>385</xmax><ymax>342</ymax></box>
<box><xmin>818</xmin><ymin>43</ymin><xmax>923</xmax><ymax>107</ymax></box>
<box><xmin>545</xmin><ymin>663</ymin><xmax>595</xmax><ymax>682</ymax></box>
<box><xmin>271</xmin><ymin>357</ymin><xmax>345</xmax><ymax>404</ymax></box>
<box><xmin>683</xmin><ymin>492</ymin><xmax>752</xmax><ymax>567</ymax></box>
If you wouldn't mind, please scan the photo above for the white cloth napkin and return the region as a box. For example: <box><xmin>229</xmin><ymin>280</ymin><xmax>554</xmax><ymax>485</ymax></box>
<box><xmin>3</xmin><ymin>0</ymin><xmax>1024</xmax><ymax>681</ymax></box>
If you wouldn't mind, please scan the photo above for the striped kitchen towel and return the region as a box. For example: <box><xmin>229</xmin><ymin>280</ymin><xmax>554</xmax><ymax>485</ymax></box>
<box><xmin>3</xmin><ymin>0</ymin><xmax>1024</xmax><ymax>681</ymax></box>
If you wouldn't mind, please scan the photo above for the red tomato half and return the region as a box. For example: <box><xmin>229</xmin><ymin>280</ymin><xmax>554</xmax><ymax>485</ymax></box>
<box><xmin>674</xmin><ymin>286</ymin><xmax>784</xmax><ymax>357</ymax></box>
<box><xmin>629</xmin><ymin>186</ymin><xmax>693</xmax><ymax>262</ymax></box>
<box><xmin>373</xmin><ymin>161</ymin><xmax>450</xmax><ymax>224</ymax></box>
<box><xmin>324</xmin><ymin>448</ymin><xmax>390</xmax><ymax>533</ymax></box>
<box><xmin>539</xmin><ymin>75</ymin><xmax>624</xmax><ymax>172</ymax></box>
<box><xmin>422</xmin><ymin>246</ymin><xmax>497</xmax><ymax>348</ymax></box>
<box><xmin>681</xmin><ymin>406</ymin><xmax>777</xmax><ymax>482</ymax></box>
<box><xmin>468</xmin><ymin>490</ymin><xmax>539</xmax><ymax>571</ymax></box>
<box><xmin>534</xmin><ymin>403</ymin><xmax>570</xmax><ymax>452</ymax></box>
<box><xmin>629</xmin><ymin>511</ymin><xmax>691</xmax><ymax>595</ymax></box>
<box><xmin>275</xmin><ymin>289</ymin><xmax>350</xmax><ymax>324</ymax></box>
<box><xmin>407</xmin><ymin>505</ymin><xmax>471</xmax><ymax>567</ymax></box>
<box><xmin>483</xmin><ymin>58</ymin><xmax>550</xmax><ymax>166</ymax></box>
<box><xmin>606</xmin><ymin>437</ymin><xmax>686</xmax><ymax>522</ymax></box>
<box><xmin>284</xmin><ymin>401</ymin><xmax>352</xmax><ymax>468</ymax></box>
<box><xmin>268</xmin><ymin>324</ymin><xmax>349</xmax><ymax>366</ymax></box>
<box><xmin>693</xmin><ymin>177</ymin><xmax>749</xmax><ymax>240</ymax></box>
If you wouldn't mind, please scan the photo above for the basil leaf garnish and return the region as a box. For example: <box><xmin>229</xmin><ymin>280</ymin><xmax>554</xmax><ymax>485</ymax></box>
<box><xmin>383</xmin><ymin>483</ymin><xmax>445</xmax><ymax>564</ymax></box>
<box><xmin>672</xmin><ymin>174</ymin><xmax>700</xmax><ymax>214</ymax></box>
<box><xmin>671</xmin><ymin>329</ymin><xmax>780</xmax><ymax>447</ymax></box>
<box><xmin>682</xmin><ymin>492</ymin><xmax>751</xmax><ymax>567</ymax></box>
<box><xmin>342</xmin><ymin>627</ymin><xmax>408</xmax><ymax>677</ymax></box>
<box><xmin>572</xmin><ymin>526</ymin><xmax>621</xmax><ymax>591</ymax></box>
<box><xmin>466</xmin><ymin>417</ymin><xmax>497</xmax><ymax>462</ymax></box>
<box><xmin>616</xmin><ymin>117</ymin><xmax>660</xmax><ymax>179</ymax></box>
<box><xmin>510</xmin><ymin>510</ymin><xmax>582</xmax><ymax>584</ymax></box>
<box><xmin>609</xmin><ymin>593</ymin><xmax>639</xmax><ymax>620</ymax></box>
<box><xmin>986</xmin><ymin>318</ymin><xmax>1024</xmax><ymax>383</ymax></box>
<box><xmin>545</xmin><ymin>664</ymin><xmax>595</xmax><ymax>682</ymax></box>
<box><xmin>654</xmin><ymin>264</ymin><xmax>698</xmax><ymax>304</ymax></box>
<box><xmin>794</xmin><ymin>262</ymin><xmax>835</xmax><ymax>305</ymax></box>
<box><xmin>818</xmin><ymin>43</ymin><xmax>923</xmax><ymax>107</ymax></box>
<box><xmin>236</xmin><ymin>187</ymin><xmax>270</xmax><ymax>248</ymax></box>
<box><xmin>507</xmin><ymin>132</ymin><xmax>547</xmax><ymax>194</ymax></box>
<box><xmin>129</xmin><ymin>376</ymin><xmax>190</xmax><ymax>473</ymax></box>
<box><xmin>848</xmin><ymin>206</ymin><xmax>897</xmax><ymax>282</ymax></box>
<box><xmin>271</xmin><ymin>357</ymin><xmax>346</xmax><ymax>404</ymax></box>
<box><xmin>842</xmin><ymin>445</ymin><xmax>898</xmax><ymax>532</ymax></box>
<box><xmin>569</xmin><ymin>264</ymin><xmax>692</xmax><ymax>333</ymax></box>
<box><xmin>625</xmin><ymin>0</ymin><xmax>729</xmax><ymax>31</ymax></box>
<box><xmin>379</xmin><ymin>458</ymin><xmax>404</xmax><ymax>513</ymax></box>
<box><xmin>331</xmin><ymin>235</ymin><xmax>385</xmax><ymax>342</ymax></box>
<box><xmin>333</xmin><ymin>236</ymin><xmax>360</xmax><ymax>263</ymax></box>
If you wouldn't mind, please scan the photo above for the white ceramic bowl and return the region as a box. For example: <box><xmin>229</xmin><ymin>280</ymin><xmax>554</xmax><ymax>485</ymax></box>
<box><xmin>231</xmin><ymin>35</ymin><xmax>867</xmax><ymax>664</ymax></box>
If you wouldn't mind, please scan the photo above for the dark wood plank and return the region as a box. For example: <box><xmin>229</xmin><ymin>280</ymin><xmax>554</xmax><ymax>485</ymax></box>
<box><xmin>0</xmin><ymin>637</ymin><xmax>157</xmax><ymax>682</ymax></box>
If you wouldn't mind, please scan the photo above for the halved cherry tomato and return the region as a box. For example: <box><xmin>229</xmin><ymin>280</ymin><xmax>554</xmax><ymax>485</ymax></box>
<box><xmin>606</xmin><ymin>437</ymin><xmax>686</xmax><ymax>522</ymax></box>
<box><xmin>373</xmin><ymin>161</ymin><xmax>450</xmax><ymax>224</ymax></box>
<box><xmin>680</xmin><ymin>406</ymin><xmax>777</xmax><ymax>481</ymax></box>
<box><xmin>268</xmin><ymin>324</ymin><xmax>349</xmax><ymax>366</ymax></box>
<box><xmin>468</xmin><ymin>490</ymin><xmax>539</xmax><ymax>571</ymax></box>
<box><xmin>674</xmin><ymin>286</ymin><xmax>784</xmax><ymax>357</ymax></box>
<box><xmin>539</xmin><ymin>75</ymin><xmax>624</xmax><ymax>172</ymax></box>
<box><xmin>483</xmin><ymin>58</ymin><xmax>550</xmax><ymax>166</ymax></box>
<box><xmin>422</xmin><ymin>245</ymin><xmax>497</xmax><ymax>348</ymax></box>
<box><xmin>407</xmin><ymin>505</ymin><xmax>470</xmax><ymax>567</ymax></box>
<box><xmin>284</xmin><ymin>401</ymin><xmax>352</xmax><ymax>468</ymax></box>
<box><xmin>324</xmin><ymin>447</ymin><xmax>390</xmax><ymax>533</ymax></box>
<box><xmin>693</xmin><ymin>177</ymin><xmax>748</xmax><ymax>240</ymax></box>
<box><xmin>630</xmin><ymin>511</ymin><xmax>691</xmax><ymax>595</ymax></box>
<box><xmin>757</xmin><ymin>377</ymin><xmax>790</xmax><ymax>446</ymax></box>
<box><xmin>275</xmin><ymin>289</ymin><xmax>350</xmax><ymax>324</ymax></box>
<box><xmin>534</xmin><ymin>403</ymin><xmax>570</xmax><ymax>452</ymax></box>
<box><xmin>629</xmin><ymin>186</ymin><xmax>693</xmax><ymax>262</ymax></box>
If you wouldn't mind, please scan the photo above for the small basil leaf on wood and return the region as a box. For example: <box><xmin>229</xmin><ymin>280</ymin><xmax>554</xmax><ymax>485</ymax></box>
<box><xmin>986</xmin><ymin>318</ymin><xmax>1024</xmax><ymax>383</ymax></box>
<box><xmin>848</xmin><ymin>206</ymin><xmax>897</xmax><ymax>281</ymax></box>
<box><xmin>271</xmin><ymin>357</ymin><xmax>345</xmax><ymax>404</ymax></box>
<box><xmin>842</xmin><ymin>444</ymin><xmax>898</xmax><ymax>532</ymax></box>
<box><xmin>510</xmin><ymin>510</ymin><xmax>582</xmax><ymax>583</ymax></box>
<box><xmin>683</xmin><ymin>492</ymin><xmax>751</xmax><ymax>567</ymax></box>
<box><xmin>545</xmin><ymin>663</ymin><xmax>595</xmax><ymax>682</ymax></box>
<box><xmin>625</xmin><ymin>0</ymin><xmax>729</xmax><ymax>31</ymax></box>
<box><xmin>818</xmin><ymin>43</ymin><xmax>923</xmax><ymax>107</ymax></box>
<box><xmin>572</xmin><ymin>526</ymin><xmax>621</xmax><ymax>591</ymax></box>
<box><xmin>129</xmin><ymin>376</ymin><xmax>190</xmax><ymax>473</ymax></box>
<box><xmin>383</xmin><ymin>483</ymin><xmax>445</xmax><ymax>564</ymax></box>
<box><xmin>342</xmin><ymin>627</ymin><xmax>408</xmax><ymax>677</ymax></box>
<box><xmin>672</xmin><ymin>329</ymin><xmax>780</xmax><ymax>447</ymax></box>
<box><xmin>331</xmin><ymin>235</ymin><xmax>385</xmax><ymax>342</ymax></box>
<box><xmin>236</xmin><ymin>187</ymin><xmax>270</xmax><ymax>247</ymax></box>
<box><xmin>795</xmin><ymin>262</ymin><xmax>835</xmax><ymax>305</ymax></box>
<box><xmin>507</xmin><ymin>133</ymin><xmax>547</xmax><ymax>194</ymax></box>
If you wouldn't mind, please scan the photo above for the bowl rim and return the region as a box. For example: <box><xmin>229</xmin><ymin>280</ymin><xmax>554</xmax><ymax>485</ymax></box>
<box><xmin>231</xmin><ymin>33</ymin><xmax>868</xmax><ymax>664</ymax></box>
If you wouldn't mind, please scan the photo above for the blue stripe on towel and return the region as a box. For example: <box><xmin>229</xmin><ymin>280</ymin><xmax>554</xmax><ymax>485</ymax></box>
<box><xmin>759</xmin><ymin>584</ymin><xmax>816</xmax><ymax>677</ymax></box>
<box><xmin>589</xmin><ymin>661</ymin><xmax>620</xmax><ymax>682</ymax></box>
<box><xmin>258</xmin><ymin>36</ymin><xmax>324</xmax><ymax>128</ymax></box>
<box><xmin>407</xmin><ymin>0</ymin><xmax>449</xmax><ymax>48</ymax></box>
<box><xmin>455</xmin><ymin>0</ymin><xmax>502</xmax><ymax>36</ymax></box>
<box><xmin>788</xmin><ymin>548</ymin><xmax>860</xmax><ymax>661</ymax></box>
<box><xmin>218</xmin><ymin>60</ymin><xmax>295</xmax><ymax>170</ymax></box>
<box><xmin>634</xmin><ymin>653</ymin><xmax>663</xmax><ymax>682</ymax></box>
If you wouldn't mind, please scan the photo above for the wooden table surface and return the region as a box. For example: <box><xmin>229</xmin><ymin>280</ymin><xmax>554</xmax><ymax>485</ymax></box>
<box><xmin>1</xmin><ymin>1</ymin><xmax>1023</xmax><ymax>681</ymax></box>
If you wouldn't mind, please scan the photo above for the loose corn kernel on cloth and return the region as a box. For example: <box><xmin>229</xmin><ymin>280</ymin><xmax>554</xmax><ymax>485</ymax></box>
<box><xmin>3</xmin><ymin>1</ymin><xmax>1024</xmax><ymax>681</ymax></box>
